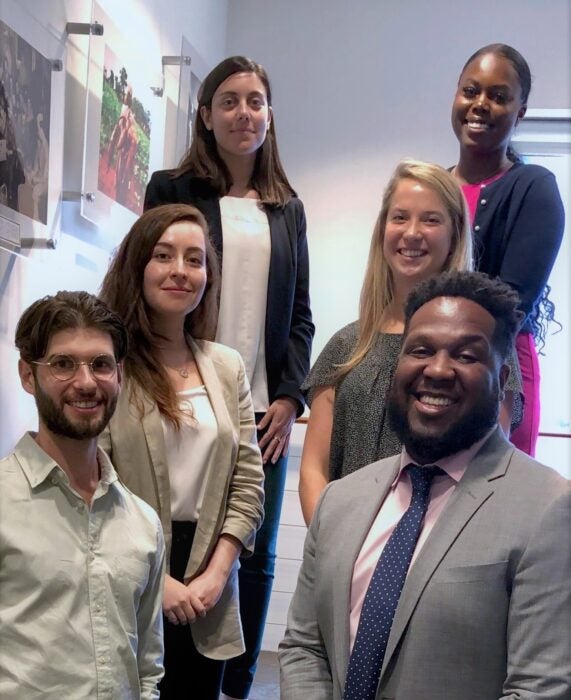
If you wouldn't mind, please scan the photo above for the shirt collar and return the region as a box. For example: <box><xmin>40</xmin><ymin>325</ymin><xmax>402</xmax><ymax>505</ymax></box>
<box><xmin>396</xmin><ymin>427</ymin><xmax>496</xmax><ymax>486</ymax></box>
<box><xmin>15</xmin><ymin>431</ymin><xmax>118</xmax><ymax>490</ymax></box>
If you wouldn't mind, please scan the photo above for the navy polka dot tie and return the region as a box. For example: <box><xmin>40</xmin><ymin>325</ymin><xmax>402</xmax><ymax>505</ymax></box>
<box><xmin>343</xmin><ymin>465</ymin><xmax>443</xmax><ymax>700</ymax></box>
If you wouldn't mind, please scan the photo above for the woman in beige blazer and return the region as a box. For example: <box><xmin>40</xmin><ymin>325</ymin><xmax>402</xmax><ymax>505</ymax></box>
<box><xmin>99</xmin><ymin>203</ymin><xmax>265</xmax><ymax>700</ymax></box>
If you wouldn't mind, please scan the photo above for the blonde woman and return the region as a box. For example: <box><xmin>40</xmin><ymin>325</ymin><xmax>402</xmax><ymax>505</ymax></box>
<box><xmin>299</xmin><ymin>160</ymin><xmax>520</xmax><ymax>525</ymax></box>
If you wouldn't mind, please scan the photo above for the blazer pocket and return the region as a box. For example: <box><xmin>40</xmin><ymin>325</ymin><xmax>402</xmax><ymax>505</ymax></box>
<box><xmin>433</xmin><ymin>560</ymin><xmax>508</xmax><ymax>583</ymax></box>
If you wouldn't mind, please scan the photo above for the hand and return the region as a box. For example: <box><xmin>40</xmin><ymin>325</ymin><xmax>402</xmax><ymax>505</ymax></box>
<box><xmin>185</xmin><ymin>568</ymin><xmax>227</xmax><ymax>613</ymax></box>
<box><xmin>162</xmin><ymin>573</ymin><xmax>206</xmax><ymax>626</ymax></box>
<box><xmin>257</xmin><ymin>397</ymin><xmax>298</xmax><ymax>464</ymax></box>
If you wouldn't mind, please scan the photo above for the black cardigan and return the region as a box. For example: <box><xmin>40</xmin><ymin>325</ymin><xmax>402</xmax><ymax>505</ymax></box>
<box><xmin>469</xmin><ymin>162</ymin><xmax>564</xmax><ymax>333</ymax></box>
<box><xmin>144</xmin><ymin>170</ymin><xmax>314</xmax><ymax>414</ymax></box>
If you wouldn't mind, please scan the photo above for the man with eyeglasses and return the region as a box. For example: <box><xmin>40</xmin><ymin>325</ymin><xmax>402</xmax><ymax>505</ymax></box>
<box><xmin>0</xmin><ymin>290</ymin><xmax>165</xmax><ymax>699</ymax></box>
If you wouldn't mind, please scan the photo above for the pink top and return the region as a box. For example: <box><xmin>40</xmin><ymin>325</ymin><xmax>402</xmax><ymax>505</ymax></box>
<box><xmin>348</xmin><ymin>433</ymin><xmax>492</xmax><ymax>650</ymax></box>
<box><xmin>461</xmin><ymin>170</ymin><xmax>506</xmax><ymax>225</ymax></box>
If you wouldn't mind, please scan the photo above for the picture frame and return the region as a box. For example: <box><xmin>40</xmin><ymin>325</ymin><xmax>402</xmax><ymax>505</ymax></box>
<box><xmin>0</xmin><ymin>0</ymin><xmax>65</xmax><ymax>254</ymax></box>
<box><xmin>80</xmin><ymin>0</ymin><xmax>163</xmax><ymax>239</ymax></box>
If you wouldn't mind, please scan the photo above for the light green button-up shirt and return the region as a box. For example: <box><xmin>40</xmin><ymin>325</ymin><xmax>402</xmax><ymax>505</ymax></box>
<box><xmin>0</xmin><ymin>433</ymin><xmax>165</xmax><ymax>699</ymax></box>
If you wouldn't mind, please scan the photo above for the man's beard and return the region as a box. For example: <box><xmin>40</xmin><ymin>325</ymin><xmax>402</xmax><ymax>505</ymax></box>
<box><xmin>387</xmin><ymin>383</ymin><xmax>500</xmax><ymax>463</ymax></box>
<box><xmin>35</xmin><ymin>384</ymin><xmax>116</xmax><ymax>440</ymax></box>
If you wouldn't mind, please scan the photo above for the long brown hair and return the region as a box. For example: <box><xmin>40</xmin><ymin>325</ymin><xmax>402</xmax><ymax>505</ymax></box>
<box><xmin>338</xmin><ymin>160</ymin><xmax>473</xmax><ymax>378</ymax></box>
<box><xmin>100</xmin><ymin>204</ymin><xmax>221</xmax><ymax>427</ymax></box>
<box><xmin>172</xmin><ymin>56</ymin><xmax>295</xmax><ymax>206</ymax></box>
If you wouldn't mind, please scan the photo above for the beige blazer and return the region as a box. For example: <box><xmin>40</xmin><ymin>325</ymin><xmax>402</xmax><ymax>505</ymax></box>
<box><xmin>100</xmin><ymin>338</ymin><xmax>265</xmax><ymax>660</ymax></box>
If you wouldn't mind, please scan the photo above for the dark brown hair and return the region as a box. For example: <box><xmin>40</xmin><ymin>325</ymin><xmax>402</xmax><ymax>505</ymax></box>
<box><xmin>100</xmin><ymin>203</ymin><xmax>221</xmax><ymax>427</ymax></box>
<box><xmin>172</xmin><ymin>56</ymin><xmax>295</xmax><ymax>206</ymax></box>
<box><xmin>16</xmin><ymin>290</ymin><xmax>128</xmax><ymax>363</ymax></box>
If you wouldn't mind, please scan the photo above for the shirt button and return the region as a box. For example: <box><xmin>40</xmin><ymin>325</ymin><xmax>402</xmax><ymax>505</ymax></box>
<box><xmin>99</xmin><ymin>656</ymin><xmax>106</xmax><ymax>665</ymax></box>
<box><xmin>480</xmin><ymin>198</ymin><xmax>487</xmax><ymax>205</ymax></box>
<box><xmin>474</xmin><ymin>225</ymin><xmax>480</xmax><ymax>231</ymax></box>
<box><xmin>50</xmin><ymin>476</ymin><xmax>58</xmax><ymax>485</ymax></box>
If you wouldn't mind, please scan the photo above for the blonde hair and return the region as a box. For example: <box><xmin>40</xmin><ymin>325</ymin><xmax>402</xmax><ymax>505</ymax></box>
<box><xmin>339</xmin><ymin>159</ymin><xmax>473</xmax><ymax>377</ymax></box>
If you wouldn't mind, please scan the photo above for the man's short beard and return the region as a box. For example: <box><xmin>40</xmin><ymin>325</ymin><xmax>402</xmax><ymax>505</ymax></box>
<box><xmin>387</xmin><ymin>385</ymin><xmax>500</xmax><ymax>463</ymax></box>
<box><xmin>35</xmin><ymin>384</ymin><xmax>116</xmax><ymax>440</ymax></box>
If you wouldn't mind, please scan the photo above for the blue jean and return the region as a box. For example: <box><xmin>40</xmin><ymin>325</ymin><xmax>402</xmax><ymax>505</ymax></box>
<box><xmin>222</xmin><ymin>414</ymin><xmax>288</xmax><ymax>698</ymax></box>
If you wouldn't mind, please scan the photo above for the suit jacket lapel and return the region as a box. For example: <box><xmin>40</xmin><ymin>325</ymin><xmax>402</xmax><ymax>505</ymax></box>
<box><xmin>380</xmin><ymin>427</ymin><xmax>514</xmax><ymax>678</ymax></box>
<box><xmin>333</xmin><ymin>458</ymin><xmax>401</xmax><ymax>689</ymax></box>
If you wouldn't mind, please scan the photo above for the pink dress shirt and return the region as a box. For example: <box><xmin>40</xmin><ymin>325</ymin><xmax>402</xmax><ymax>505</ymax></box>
<box><xmin>349</xmin><ymin>433</ymin><xmax>492</xmax><ymax>649</ymax></box>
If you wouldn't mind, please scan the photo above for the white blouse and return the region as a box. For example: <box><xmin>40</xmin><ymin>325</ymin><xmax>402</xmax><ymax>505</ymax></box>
<box><xmin>162</xmin><ymin>385</ymin><xmax>217</xmax><ymax>522</ymax></box>
<box><xmin>216</xmin><ymin>196</ymin><xmax>271</xmax><ymax>412</ymax></box>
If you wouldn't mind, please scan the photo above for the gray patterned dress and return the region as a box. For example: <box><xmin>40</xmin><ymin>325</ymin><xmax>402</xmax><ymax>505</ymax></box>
<box><xmin>302</xmin><ymin>321</ymin><xmax>522</xmax><ymax>481</ymax></box>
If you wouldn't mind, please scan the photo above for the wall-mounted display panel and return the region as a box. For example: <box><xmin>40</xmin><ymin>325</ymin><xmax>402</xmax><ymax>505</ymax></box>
<box><xmin>81</xmin><ymin>1</ymin><xmax>163</xmax><ymax>236</ymax></box>
<box><xmin>162</xmin><ymin>35</ymin><xmax>208</xmax><ymax>170</ymax></box>
<box><xmin>0</xmin><ymin>0</ymin><xmax>65</xmax><ymax>253</ymax></box>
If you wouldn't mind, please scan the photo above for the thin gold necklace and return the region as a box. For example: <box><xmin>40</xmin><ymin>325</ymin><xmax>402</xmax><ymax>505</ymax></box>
<box><xmin>165</xmin><ymin>351</ymin><xmax>191</xmax><ymax>378</ymax></box>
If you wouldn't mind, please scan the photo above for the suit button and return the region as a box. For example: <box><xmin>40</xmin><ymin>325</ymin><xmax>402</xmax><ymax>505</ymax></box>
<box><xmin>474</xmin><ymin>225</ymin><xmax>480</xmax><ymax>231</ymax></box>
<box><xmin>480</xmin><ymin>199</ymin><xmax>487</xmax><ymax>205</ymax></box>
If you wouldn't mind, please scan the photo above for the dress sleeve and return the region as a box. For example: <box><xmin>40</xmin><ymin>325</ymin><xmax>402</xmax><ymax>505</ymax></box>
<box><xmin>301</xmin><ymin>323</ymin><xmax>358</xmax><ymax>406</ymax></box>
<box><xmin>506</xmin><ymin>348</ymin><xmax>523</xmax><ymax>431</ymax></box>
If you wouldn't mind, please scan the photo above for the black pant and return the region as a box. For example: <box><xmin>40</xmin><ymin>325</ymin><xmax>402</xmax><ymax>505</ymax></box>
<box><xmin>159</xmin><ymin>521</ymin><xmax>224</xmax><ymax>700</ymax></box>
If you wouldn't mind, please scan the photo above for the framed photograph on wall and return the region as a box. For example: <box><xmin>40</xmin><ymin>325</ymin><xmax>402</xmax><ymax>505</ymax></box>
<box><xmin>0</xmin><ymin>0</ymin><xmax>65</xmax><ymax>253</ymax></box>
<box><xmin>81</xmin><ymin>1</ymin><xmax>163</xmax><ymax>235</ymax></box>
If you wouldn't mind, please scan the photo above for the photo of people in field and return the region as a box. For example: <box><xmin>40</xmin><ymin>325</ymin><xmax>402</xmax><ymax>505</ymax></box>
<box><xmin>0</xmin><ymin>19</ymin><xmax>51</xmax><ymax>225</ymax></box>
<box><xmin>97</xmin><ymin>45</ymin><xmax>151</xmax><ymax>215</ymax></box>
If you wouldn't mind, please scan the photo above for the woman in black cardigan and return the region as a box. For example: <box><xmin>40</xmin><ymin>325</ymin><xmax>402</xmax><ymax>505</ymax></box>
<box><xmin>449</xmin><ymin>43</ymin><xmax>564</xmax><ymax>456</ymax></box>
<box><xmin>144</xmin><ymin>56</ymin><xmax>314</xmax><ymax>700</ymax></box>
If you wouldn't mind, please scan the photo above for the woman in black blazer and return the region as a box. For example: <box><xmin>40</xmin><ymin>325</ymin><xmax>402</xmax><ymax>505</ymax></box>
<box><xmin>144</xmin><ymin>56</ymin><xmax>314</xmax><ymax>700</ymax></box>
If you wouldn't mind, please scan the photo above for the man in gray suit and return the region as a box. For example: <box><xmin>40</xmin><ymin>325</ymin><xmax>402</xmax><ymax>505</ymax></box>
<box><xmin>279</xmin><ymin>271</ymin><xmax>571</xmax><ymax>700</ymax></box>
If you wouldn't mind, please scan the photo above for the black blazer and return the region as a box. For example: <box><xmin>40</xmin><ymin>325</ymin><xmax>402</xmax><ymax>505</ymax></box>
<box><xmin>144</xmin><ymin>170</ymin><xmax>314</xmax><ymax>414</ymax></box>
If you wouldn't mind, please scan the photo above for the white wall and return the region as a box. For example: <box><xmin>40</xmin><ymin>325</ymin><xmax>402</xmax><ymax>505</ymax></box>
<box><xmin>0</xmin><ymin>0</ymin><xmax>228</xmax><ymax>456</ymax></box>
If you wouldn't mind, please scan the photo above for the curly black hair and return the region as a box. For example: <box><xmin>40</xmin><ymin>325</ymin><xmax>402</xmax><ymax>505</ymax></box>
<box><xmin>404</xmin><ymin>271</ymin><xmax>524</xmax><ymax>361</ymax></box>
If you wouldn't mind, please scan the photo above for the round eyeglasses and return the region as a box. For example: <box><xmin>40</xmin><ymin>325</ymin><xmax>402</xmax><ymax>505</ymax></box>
<box><xmin>31</xmin><ymin>354</ymin><xmax>118</xmax><ymax>381</ymax></box>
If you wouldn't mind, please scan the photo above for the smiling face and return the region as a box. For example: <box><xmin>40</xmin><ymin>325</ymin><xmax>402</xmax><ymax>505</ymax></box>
<box><xmin>142</xmin><ymin>220</ymin><xmax>208</xmax><ymax>323</ymax></box>
<box><xmin>383</xmin><ymin>178</ymin><xmax>454</xmax><ymax>288</ymax></box>
<box><xmin>19</xmin><ymin>327</ymin><xmax>121</xmax><ymax>441</ymax></box>
<box><xmin>451</xmin><ymin>52</ymin><xmax>526</xmax><ymax>156</ymax></box>
<box><xmin>200</xmin><ymin>71</ymin><xmax>272</xmax><ymax>161</ymax></box>
<box><xmin>388</xmin><ymin>296</ymin><xmax>509</xmax><ymax>463</ymax></box>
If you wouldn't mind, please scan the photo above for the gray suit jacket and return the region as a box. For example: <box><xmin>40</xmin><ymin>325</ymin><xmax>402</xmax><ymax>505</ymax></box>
<box><xmin>100</xmin><ymin>339</ymin><xmax>265</xmax><ymax>660</ymax></box>
<box><xmin>279</xmin><ymin>428</ymin><xmax>571</xmax><ymax>699</ymax></box>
